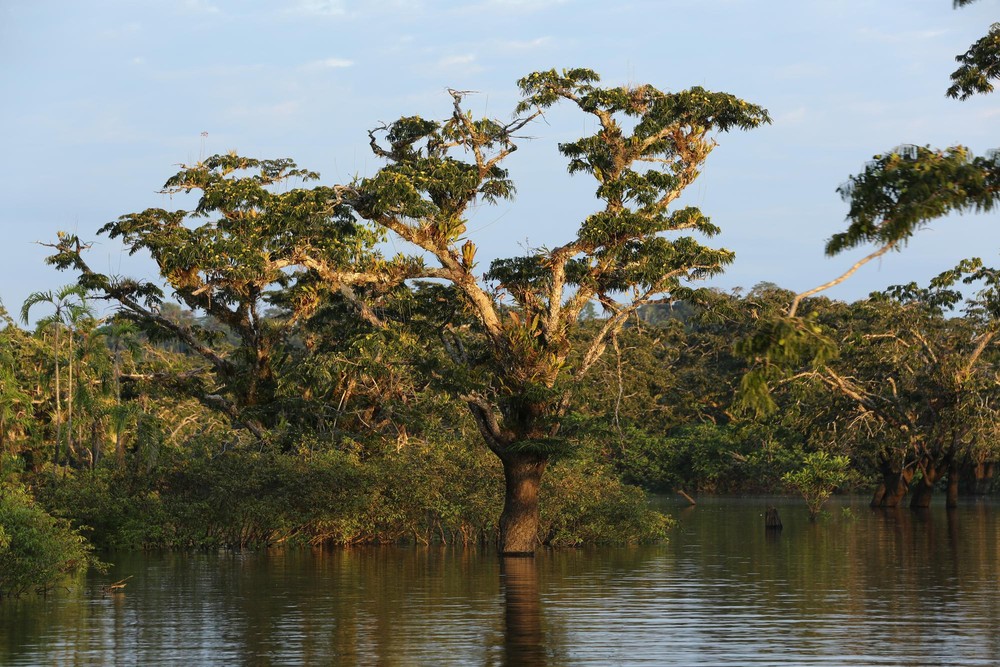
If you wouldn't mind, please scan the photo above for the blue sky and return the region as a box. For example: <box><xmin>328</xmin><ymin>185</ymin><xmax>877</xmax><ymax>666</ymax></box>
<box><xmin>2</xmin><ymin>0</ymin><xmax>997</xmax><ymax>325</ymax></box>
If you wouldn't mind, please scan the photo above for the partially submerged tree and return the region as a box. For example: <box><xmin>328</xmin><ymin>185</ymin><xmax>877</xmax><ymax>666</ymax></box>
<box><xmin>782</xmin><ymin>451</ymin><xmax>853</xmax><ymax>520</ymax></box>
<box><xmin>346</xmin><ymin>69</ymin><xmax>769</xmax><ymax>553</ymax></box>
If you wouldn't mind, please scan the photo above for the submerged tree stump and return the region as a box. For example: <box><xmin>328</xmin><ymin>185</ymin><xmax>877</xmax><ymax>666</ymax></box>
<box><xmin>764</xmin><ymin>506</ymin><xmax>782</xmax><ymax>531</ymax></box>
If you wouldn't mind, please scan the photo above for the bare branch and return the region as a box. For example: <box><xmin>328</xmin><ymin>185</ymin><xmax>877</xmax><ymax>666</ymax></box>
<box><xmin>788</xmin><ymin>241</ymin><xmax>897</xmax><ymax>317</ymax></box>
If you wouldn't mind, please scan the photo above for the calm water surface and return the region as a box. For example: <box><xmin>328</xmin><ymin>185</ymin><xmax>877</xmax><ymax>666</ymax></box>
<box><xmin>2</xmin><ymin>496</ymin><xmax>998</xmax><ymax>666</ymax></box>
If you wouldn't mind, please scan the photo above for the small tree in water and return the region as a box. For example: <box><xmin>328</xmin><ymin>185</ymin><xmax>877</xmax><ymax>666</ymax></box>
<box><xmin>782</xmin><ymin>451</ymin><xmax>852</xmax><ymax>520</ymax></box>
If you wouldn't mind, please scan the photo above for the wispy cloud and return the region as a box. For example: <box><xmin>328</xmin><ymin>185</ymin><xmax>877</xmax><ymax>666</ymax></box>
<box><xmin>492</xmin><ymin>36</ymin><xmax>552</xmax><ymax>52</ymax></box>
<box><xmin>486</xmin><ymin>0</ymin><xmax>568</xmax><ymax>8</ymax></box>
<box><xmin>456</xmin><ymin>0</ymin><xmax>569</xmax><ymax>16</ymax></box>
<box><xmin>439</xmin><ymin>54</ymin><xmax>477</xmax><ymax>67</ymax></box>
<box><xmin>303</xmin><ymin>57</ymin><xmax>355</xmax><ymax>69</ymax></box>
<box><xmin>288</xmin><ymin>0</ymin><xmax>347</xmax><ymax>17</ymax></box>
<box><xmin>100</xmin><ymin>22</ymin><xmax>142</xmax><ymax>39</ymax></box>
<box><xmin>179</xmin><ymin>0</ymin><xmax>222</xmax><ymax>15</ymax></box>
<box><xmin>855</xmin><ymin>27</ymin><xmax>947</xmax><ymax>44</ymax></box>
<box><xmin>433</xmin><ymin>53</ymin><xmax>484</xmax><ymax>75</ymax></box>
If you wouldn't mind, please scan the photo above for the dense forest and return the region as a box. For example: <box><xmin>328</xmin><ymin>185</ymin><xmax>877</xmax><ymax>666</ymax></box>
<box><xmin>3</xmin><ymin>8</ymin><xmax>1000</xmax><ymax>595</ymax></box>
<box><xmin>2</xmin><ymin>265</ymin><xmax>998</xmax><ymax>596</ymax></box>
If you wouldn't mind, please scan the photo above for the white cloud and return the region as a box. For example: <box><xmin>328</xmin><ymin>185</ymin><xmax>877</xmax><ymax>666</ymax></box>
<box><xmin>304</xmin><ymin>57</ymin><xmax>355</xmax><ymax>69</ymax></box>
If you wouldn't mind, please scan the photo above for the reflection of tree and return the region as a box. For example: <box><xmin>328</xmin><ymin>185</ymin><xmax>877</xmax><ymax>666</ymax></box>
<box><xmin>501</xmin><ymin>556</ymin><xmax>547</xmax><ymax>666</ymax></box>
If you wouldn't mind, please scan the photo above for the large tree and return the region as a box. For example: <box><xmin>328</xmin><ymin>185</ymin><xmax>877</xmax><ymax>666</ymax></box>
<box><xmin>48</xmin><ymin>154</ymin><xmax>386</xmax><ymax>442</ymax></box>
<box><xmin>339</xmin><ymin>69</ymin><xmax>769</xmax><ymax>553</ymax></box>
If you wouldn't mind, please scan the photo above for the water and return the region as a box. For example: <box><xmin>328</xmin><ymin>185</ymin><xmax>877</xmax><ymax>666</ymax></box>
<box><xmin>2</xmin><ymin>496</ymin><xmax>998</xmax><ymax>665</ymax></box>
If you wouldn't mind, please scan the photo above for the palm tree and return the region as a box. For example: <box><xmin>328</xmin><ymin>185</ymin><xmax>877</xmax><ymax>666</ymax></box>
<box><xmin>20</xmin><ymin>285</ymin><xmax>89</xmax><ymax>475</ymax></box>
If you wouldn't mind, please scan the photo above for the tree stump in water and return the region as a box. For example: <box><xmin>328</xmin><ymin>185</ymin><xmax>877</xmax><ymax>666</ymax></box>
<box><xmin>764</xmin><ymin>506</ymin><xmax>782</xmax><ymax>531</ymax></box>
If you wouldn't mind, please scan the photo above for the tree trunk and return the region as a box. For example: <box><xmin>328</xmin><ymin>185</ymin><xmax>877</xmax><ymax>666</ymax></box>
<box><xmin>874</xmin><ymin>467</ymin><xmax>914</xmax><ymax>507</ymax></box>
<box><xmin>946</xmin><ymin>458</ymin><xmax>960</xmax><ymax>509</ymax></box>
<box><xmin>498</xmin><ymin>452</ymin><xmax>548</xmax><ymax>556</ymax></box>
<box><xmin>53</xmin><ymin>325</ymin><xmax>62</xmax><ymax>477</ymax></box>
<box><xmin>869</xmin><ymin>483</ymin><xmax>887</xmax><ymax>507</ymax></box>
<box><xmin>965</xmin><ymin>460</ymin><xmax>995</xmax><ymax>495</ymax></box>
<box><xmin>66</xmin><ymin>328</ymin><xmax>74</xmax><ymax>466</ymax></box>
<box><xmin>910</xmin><ymin>460</ymin><xmax>943</xmax><ymax>509</ymax></box>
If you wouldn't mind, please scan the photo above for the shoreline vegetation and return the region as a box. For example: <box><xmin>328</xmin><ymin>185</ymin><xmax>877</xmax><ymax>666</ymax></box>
<box><xmin>4</xmin><ymin>42</ymin><xmax>1000</xmax><ymax>593</ymax></box>
<box><xmin>3</xmin><ymin>282</ymin><xmax>996</xmax><ymax>598</ymax></box>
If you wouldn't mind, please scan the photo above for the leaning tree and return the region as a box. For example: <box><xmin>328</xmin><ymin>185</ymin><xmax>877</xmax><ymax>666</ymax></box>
<box><xmin>739</xmin><ymin>0</ymin><xmax>1000</xmax><ymax>507</ymax></box>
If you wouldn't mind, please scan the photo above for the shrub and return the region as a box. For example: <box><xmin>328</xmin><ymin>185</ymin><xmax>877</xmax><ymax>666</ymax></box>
<box><xmin>0</xmin><ymin>484</ymin><xmax>103</xmax><ymax>598</ymax></box>
<box><xmin>541</xmin><ymin>459</ymin><xmax>673</xmax><ymax>546</ymax></box>
<box><xmin>782</xmin><ymin>451</ymin><xmax>853</xmax><ymax>520</ymax></box>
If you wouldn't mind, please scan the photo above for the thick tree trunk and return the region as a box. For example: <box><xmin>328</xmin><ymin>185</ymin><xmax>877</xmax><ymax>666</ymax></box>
<box><xmin>874</xmin><ymin>467</ymin><xmax>914</xmax><ymax>507</ymax></box>
<box><xmin>498</xmin><ymin>453</ymin><xmax>548</xmax><ymax>556</ymax></box>
<box><xmin>965</xmin><ymin>460</ymin><xmax>995</xmax><ymax>495</ymax></box>
<box><xmin>869</xmin><ymin>483</ymin><xmax>887</xmax><ymax>507</ymax></box>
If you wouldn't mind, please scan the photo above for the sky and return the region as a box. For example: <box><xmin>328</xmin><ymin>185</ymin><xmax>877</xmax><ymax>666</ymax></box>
<box><xmin>2</xmin><ymin>0</ymin><xmax>998</xmax><ymax>326</ymax></box>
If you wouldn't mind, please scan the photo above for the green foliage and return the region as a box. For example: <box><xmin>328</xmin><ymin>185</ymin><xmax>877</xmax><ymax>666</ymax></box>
<box><xmin>540</xmin><ymin>458</ymin><xmax>672</xmax><ymax>547</ymax></box>
<box><xmin>735</xmin><ymin>314</ymin><xmax>838</xmax><ymax>418</ymax></box>
<box><xmin>831</xmin><ymin>145</ymin><xmax>1000</xmax><ymax>255</ymax></box>
<box><xmin>948</xmin><ymin>21</ymin><xmax>1000</xmax><ymax>100</ymax></box>
<box><xmin>782</xmin><ymin>452</ymin><xmax>853</xmax><ymax>520</ymax></box>
<box><xmin>0</xmin><ymin>484</ymin><xmax>103</xmax><ymax>598</ymax></box>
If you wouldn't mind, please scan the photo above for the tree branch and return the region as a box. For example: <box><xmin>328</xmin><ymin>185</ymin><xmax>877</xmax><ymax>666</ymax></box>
<box><xmin>788</xmin><ymin>241</ymin><xmax>897</xmax><ymax>317</ymax></box>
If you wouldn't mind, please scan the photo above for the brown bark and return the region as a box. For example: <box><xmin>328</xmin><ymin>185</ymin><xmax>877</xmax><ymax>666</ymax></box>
<box><xmin>946</xmin><ymin>458</ymin><xmax>960</xmax><ymax>509</ymax></box>
<box><xmin>498</xmin><ymin>452</ymin><xmax>548</xmax><ymax>556</ymax></box>
<box><xmin>501</xmin><ymin>556</ymin><xmax>546</xmax><ymax>665</ymax></box>
<box><xmin>966</xmin><ymin>460</ymin><xmax>995</xmax><ymax>495</ymax></box>
<box><xmin>910</xmin><ymin>460</ymin><xmax>944</xmax><ymax>509</ymax></box>
<box><xmin>875</xmin><ymin>467</ymin><xmax>914</xmax><ymax>508</ymax></box>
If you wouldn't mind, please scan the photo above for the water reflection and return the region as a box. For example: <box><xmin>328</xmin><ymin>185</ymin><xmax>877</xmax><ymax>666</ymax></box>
<box><xmin>1</xmin><ymin>497</ymin><xmax>998</xmax><ymax>666</ymax></box>
<box><xmin>501</xmin><ymin>556</ymin><xmax>546</xmax><ymax>666</ymax></box>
